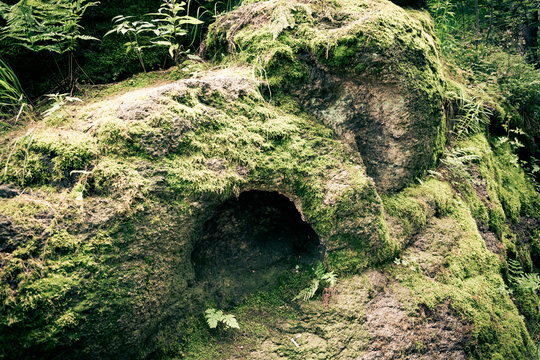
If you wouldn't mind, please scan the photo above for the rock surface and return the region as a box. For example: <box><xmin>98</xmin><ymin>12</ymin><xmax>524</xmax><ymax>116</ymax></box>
<box><xmin>205</xmin><ymin>0</ymin><xmax>446</xmax><ymax>191</ymax></box>
<box><xmin>0</xmin><ymin>0</ymin><xmax>538</xmax><ymax>359</ymax></box>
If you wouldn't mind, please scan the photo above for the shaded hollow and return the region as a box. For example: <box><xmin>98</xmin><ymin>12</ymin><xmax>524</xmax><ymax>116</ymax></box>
<box><xmin>191</xmin><ymin>191</ymin><xmax>323</xmax><ymax>307</ymax></box>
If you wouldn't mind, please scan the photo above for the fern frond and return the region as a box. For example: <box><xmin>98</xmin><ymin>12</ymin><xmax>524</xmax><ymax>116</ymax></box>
<box><xmin>294</xmin><ymin>279</ymin><xmax>320</xmax><ymax>301</ymax></box>
<box><xmin>222</xmin><ymin>314</ymin><xmax>240</xmax><ymax>329</ymax></box>
<box><xmin>321</xmin><ymin>272</ymin><xmax>337</xmax><ymax>287</ymax></box>
<box><xmin>516</xmin><ymin>273</ymin><xmax>540</xmax><ymax>293</ymax></box>
<box><xmin>204</xmin><ymin>308</ymin><xmax>239</xmax><ymax>330</ymax></box>
<box><xmin>508</xmin><ymin>258</ymin><xmax>524</xmax><ymax>285</ymax></box>
<box><xmin>270</xmin><ymin>5</ymin><xmax>295</xmax><ymax>41</ymax></box>
<box><xmin>314</xmin><ymin>262</ymin><xmax>326</xmax><ymax>279</ymax></box>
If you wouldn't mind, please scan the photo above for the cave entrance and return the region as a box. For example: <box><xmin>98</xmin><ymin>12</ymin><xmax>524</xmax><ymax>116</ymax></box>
<box><xmin>191</xmin><ymin>191</ymin><xmax>323</xmax><ymax>307</ymax></box>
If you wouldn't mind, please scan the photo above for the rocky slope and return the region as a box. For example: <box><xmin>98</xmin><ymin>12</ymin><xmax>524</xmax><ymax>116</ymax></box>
<box><xmin>0</xmin><ymin>0</ymin><xmax>538</xmax><ymax>359</ymax></box>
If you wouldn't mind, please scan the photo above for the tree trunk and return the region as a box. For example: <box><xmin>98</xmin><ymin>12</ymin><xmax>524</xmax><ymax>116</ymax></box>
<box><xmin>486</xmin><ymin>0</ymin><xmax>494</xmax><ymax>41</ymax></box>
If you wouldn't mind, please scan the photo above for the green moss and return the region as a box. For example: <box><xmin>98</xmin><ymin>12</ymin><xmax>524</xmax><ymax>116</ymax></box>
<box><xmin>204</xmin><ymin>0</ymin><xmax>448</xmax><ymax>189</ymax></box>
<box><xmin>206</xmin><ymin>0</ymin><xmax>445</xmax><ymax>94</ymax></box>
<box><xmin>2</xmin><ymin>1</ymin><xmax>538</xmax><ymax>357</ymax></box>
<box><xmin>383</xmin><ymin>179</ymin><xmax>454</xmax><ymax>248</ymax></box>
<box><xmin>0</xmin><ymin>63</ymin><xmax>399</xmax><ymax>357</ymax></box>
<box><xmin>388</xmin><ymin>180</ymin><xmax>535</xmax><ymax>359</ymax></box>
<box><xmin>1</xmin><ymin>129</ymin><xmax>98</xmax><ymax>186</ymax></box>
<box><xmin>326</xmin><ymin>248</ymin><xmax>369</xmax><ymax>274</ymax></box>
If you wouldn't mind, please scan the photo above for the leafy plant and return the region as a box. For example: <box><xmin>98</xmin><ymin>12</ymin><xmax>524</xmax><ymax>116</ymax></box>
<box><xmin>43</xmin><ymin>93</ymin><xmax>82</xmax><ymax>121</ymax></box>
<box><xmin>516</xmin><ymin>273</ymin><xmax>540</xmax><ymax>293</ymax></box>
<box><xmin>149</xmin><ymin>0</ymin><xmax>202</xmax><ymax>66</ymax></box>
<box><xmin>439</xmin><ymin>147</ymin><xmax>480</xmax><ymax>185</ymax></box>
<box><xmin>105</xmin><ymin>15</ymin><xmax>156</xmax><ymax>73</ymax></box>
<box><xmin>428</xmin><ymin>0</ymin><xmax>457</xmax><ymax>53</ymax></box>
<box><xmin>188</xmin><ymin>0</ymin><xmax>242</xmax><ymax>45</ymax></box>
<box><xmin>204</xmin><ymin>308</ymin><xmax>239</xmax><ymax>330</ymax></box>
<box><xmin>449</xmin><ymin>92</ymin><xmax>492</xmax><ymax>143</ymax></box>
<box><xmin>508</xmin><ymin>258</ymin><xmax>540</xmax><ymax>293</ymax></box>
<box><xmin>0</xmin><ymin>0</ymin><xmax>99</xmax><ymax>53</ymax></box>
<box><xmin>0</xmin><ymin>58</ymin><xmax>31</xmax><ymax>123</ymax></box>
<box><xmin>0</xmin><ymin>0</ymin><xmax>99</xmax><ymax>91</ymax></box>
<box><xmin>294</xmin><ymin>262</ymin><xmax>337</xmax><ymax>302</ymax></box>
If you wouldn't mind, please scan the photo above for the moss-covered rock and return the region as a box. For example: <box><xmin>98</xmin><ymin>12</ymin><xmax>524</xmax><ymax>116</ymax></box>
<box><xmin>0</xmin><ymin>67</ymin><xmax>395</xmax><ymax>359</ymax></box>
<box><xmin>204</xmin><ymin>0</ymin><xmax>447</xmax><ymax>192</ymax></box>
<box><xmin>0</xmin><ymin>0</ymin><xmax>538</xmax><ymax>359</ymax></box>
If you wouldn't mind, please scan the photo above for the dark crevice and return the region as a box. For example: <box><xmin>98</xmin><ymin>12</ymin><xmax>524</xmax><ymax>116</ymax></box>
<box><xmin>191</xmin><ymin>190</ymin><xmax>323</xmax><ymax>308</ymax></box>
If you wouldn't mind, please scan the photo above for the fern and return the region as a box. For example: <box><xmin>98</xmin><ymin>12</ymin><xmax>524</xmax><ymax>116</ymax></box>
<box><xmin>448</xmin><ymin>91</ymin><xmax>492</xmax><ymax>142</ymax></box>
<box><xmin>294</xmin><ymin>279</ymin><xmax>320</xmax><ymax>301</ymax></box>
<box><xmin>294</xmin><ymin>262</ymin><xmax>338</xmax><ymax>302</ymax></box>
<box><xmin>0</xmin><ymin>0</ymin><xmax>98</xmax><ymax>54</ymax></box>
<box><xmin>221</xmin><ymin>314</ymin><xmax>239</xmax><ymax>329</ymax></box>
<box><xmin>1</xmin><ymin>0</ymin><xmax>98</xmax><ymax>92</ymax></box>
<box><xmin>314</xmin><ymin>262</ymin><xmax>326</xmax><ymax>279</ymax></box>
<box><xmin>204</xmin><ymin>308</ymin><xmax>239</xmax><ymax>330</ymax></box>
<box><xmin>516</xmin><ymin>273</ymin><xmax>540</xmax><ymax>293</ymax></box>
<box><xmin>508</xmin><ymin>258</ymin><xmax>525</xmax><ymax>285</ymax></box>
<box><xmin>507</xmin><ymin>258</ymin><xmax>540</xmax><ymax>293</ymax></box>
<box><xmin>270</xmin><ymin>5</ymin><xmax>295</xmax><ymax>41</ymax></box>
<box><xmin>321</xmin><ymin>272</ymin><xmax>337</xmax><ymax>287</ymax></box>
<box><xmin>440</xmin><ymin>147</ymin><xmax>480</xmax><ymax>184</ymax></box>
<box><xmin>269</xmin><ymin>4</ymin><xmax>311</xmax><ymax>41</ymax></box>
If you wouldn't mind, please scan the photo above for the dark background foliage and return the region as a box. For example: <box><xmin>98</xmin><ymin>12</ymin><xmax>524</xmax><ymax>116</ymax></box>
<box><xmin>0</xmin><ymin>0</ymin><xmax>240</xmax><ymax>97</ymax></box>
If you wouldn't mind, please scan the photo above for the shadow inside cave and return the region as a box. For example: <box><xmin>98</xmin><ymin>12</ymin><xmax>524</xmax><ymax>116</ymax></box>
<box><xmin>191</xmin><ymin>191</ymin><xmax>323</xmax><ymax>308</ymax></box>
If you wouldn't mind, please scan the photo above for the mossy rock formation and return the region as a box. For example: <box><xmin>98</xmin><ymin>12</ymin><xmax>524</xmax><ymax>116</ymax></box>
<box><xmin>204</xmin><ymin>0</ymin><xmax>446</xmax><ymax>192</ymax></box>
<box><xmin>0</xmin><ymin>68</ymin><xmax>393</xmax><ymax>359</ymax></box>
<box><xmin>0</xmin><ymin>0</ymin><xmax>539</xmax><ymax>359</ymax></box>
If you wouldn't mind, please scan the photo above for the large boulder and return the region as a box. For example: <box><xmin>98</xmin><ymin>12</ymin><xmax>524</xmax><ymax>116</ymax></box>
<box><xmin>0</xmin><ymin>1</ymin><xmax>537</xmax><ymax>359</ymax></box>
<box><xmin>205</xmin><ymin>0</ymin><xmax>447</xmax><ymax>191</ymax></box>
<box><xmin>0</xmin><ymin>68</ymin><xmax>394</xmax><ymax>359</ymax></box>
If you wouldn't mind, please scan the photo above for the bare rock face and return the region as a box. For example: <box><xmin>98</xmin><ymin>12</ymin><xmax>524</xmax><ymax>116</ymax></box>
<box><xmin>296</xmin><ymin>72</ymin><xmax>444</xmax><ymax>192</ymax></box>
<box><xmin>205</xmin><ymin>0</ymin><xmax>447</xmax><ymax>191</ymax></box>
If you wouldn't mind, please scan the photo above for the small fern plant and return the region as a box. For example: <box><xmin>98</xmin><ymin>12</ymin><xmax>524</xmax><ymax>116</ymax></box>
<box><xmin>508</xmin><ymin>258</ymin><xmax>540</xmax><ymax>293</ymax></box>
<box><xmin>294</xmin><ymin>262</ymin><xmax>337</xmax><ymax>302</ymax></box>
<box><xmin>204</xmin><ymin>308</ymin><xmax>239</xmax><ymax>330</ymax></box>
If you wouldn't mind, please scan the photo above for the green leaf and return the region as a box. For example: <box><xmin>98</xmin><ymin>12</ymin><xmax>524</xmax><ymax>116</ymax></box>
<box><xmin>222</xmin><ymin>314</ymin><xmax>239</xmax><ymax>329</ymax></box>
<box><xmin>321</xmin><ymin>272</ymin><xmax>337</xmax><ymax>287</ymax></box>
<box><xmin>153</xmin><ymin>40</ymin><xmax>172</xmax><ymax>46</ymax></box>
<box><xmin>294</xmin><ymin>279</ymin><xmax>319</xmax><ymax>301</ymax></box>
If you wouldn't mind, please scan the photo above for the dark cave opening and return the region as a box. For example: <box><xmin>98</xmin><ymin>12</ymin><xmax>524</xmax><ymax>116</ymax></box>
<box><xmin>191</xmin><ymin>191</ymin><xmax>323</xmax><ymax>308</ymax></box>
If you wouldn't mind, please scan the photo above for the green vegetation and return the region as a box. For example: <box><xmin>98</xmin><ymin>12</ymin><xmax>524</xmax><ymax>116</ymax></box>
<box><xmin>106</xmin><ymin>15</ymin><xmax>157</xmax><ymax>73</ymax></box>
<box><xmin>149</xmin><ymin>0</ymin><xmax>203</xmax><ymax>66</ymax></box>
<box><xmin>0</xmin><ymin>0</ymin><xmax>538</xmax><ymax>359</ymax></box>
<box><xmin>0</xmin><ymin>0</ymin><xmax>99</xmax><ymax>91</ymax></box>
<box><xmin>293</xmin><ymin>262</ymin><xmax>337</xmax><ymax>301</ymax></box>
<box><xmin>0</xmin><ymin>58</ymin><xmax>30</xmax><ymax>124</ymax></box>
<box><xmin>107</xmin><ymin>0</ymin><xmax>203</xmax><ymax>72</ymax></box>
<box><xmin>204</xmin><ymin>308</ymin><xmax>240</xmax><ymax>329</ymax></box>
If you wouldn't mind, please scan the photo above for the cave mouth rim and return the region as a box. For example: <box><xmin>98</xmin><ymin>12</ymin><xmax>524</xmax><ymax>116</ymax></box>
<box><xmin>190</xmin><ymin>190</ymin><xmax>324</xmax><ymax>307</ymax></box>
